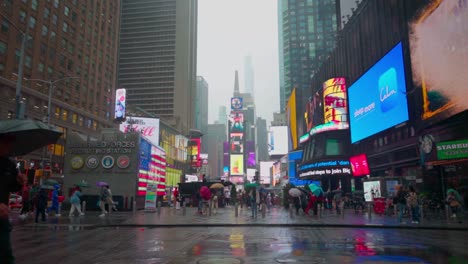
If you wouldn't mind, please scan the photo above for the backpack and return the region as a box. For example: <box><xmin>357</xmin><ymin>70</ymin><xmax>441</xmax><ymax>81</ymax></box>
<box><xmin>407</xmin><ymin>192</ymin><xmax>418</xmax><ymax>207</ymax></box>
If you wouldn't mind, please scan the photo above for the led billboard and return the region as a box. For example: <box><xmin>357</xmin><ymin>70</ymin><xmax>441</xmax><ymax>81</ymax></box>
<box><xmin>230</xmin><ymin>132</ymin><xmax>244</xmax><ymax>153</ymax></box>
<box><xmin>348</xmin><ymin>42</ymin><xmax>409</xmax><ymax>143</ymax></box>
<box><xmin>246</xmin><ymin>168</ymin><xmax>256</xmax><ymax>183</ymax></box>
<box><xmin>190</xmin><ymin>138</ymin><xmax>201</xmax><ymax>167</ymax></box>
<box><xmin>349</xmin><ymin>154</ymin><xmax>370</xmax><ymax>177</ymax></box>
<box><xmin>268</xmin><ymin>126</ymin><xmax>289</xmax><ymax>156</ymax></box>
<box><xmin>120</xmin><ymin>117</ymin><xmax>160</xmax><ymax>146</ymax></box>
<box><xmin>323</xmin><ymin>77</ymin><xmax>348</xmax><ymax>125</ymax></box>
<box><xmin>231</xmin><ymin>97</ymin><xmax>243</xmax><ymax>110</ymax></box>
<box><xmin>246</xmin><ymin>141</ymin><xmax>256</xmax><ymax>168</ymax></box>
<box><xmin>115</xmin><ymin>88</ymin><xmax>126</xmax><ymax>120</ymax></box>
<box><xmin>410</xmin><ymin>1</ymin><xmax>468</xmax><ymax>122</ymax></box>
<box><xmin>259</xmin><ymin>161</ymin><xmax>274</xmax><ymax>184</ymax></box>
<box><xmin>229</xmin><ymin>112</ymin><xmax>244</xmax><ymax>133</ymax></box>
<box><xmin>230</xmin><ymin>154</ymin><xmax>244</xmax><ymax>176</ymax></box>
<box><xmin>286</xmin><ymin>88</ymin><xmax>298</xmax><ymax>150</ymax></box>
<box><xmin>223</xmin><ymin>141</ymin><xmax>229</xmax><ymax>177</ymax></box>
<box><xmin>305</xmin><ymin>89</ymin><xmax>324</xmax><ymax>132</ymax></box>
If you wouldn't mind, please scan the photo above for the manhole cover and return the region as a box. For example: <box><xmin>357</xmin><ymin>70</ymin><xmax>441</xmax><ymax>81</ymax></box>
<box><xmin>197</xmin><ymin>257</ymin><xmax>243</xmax><ymax>264</ymax></box>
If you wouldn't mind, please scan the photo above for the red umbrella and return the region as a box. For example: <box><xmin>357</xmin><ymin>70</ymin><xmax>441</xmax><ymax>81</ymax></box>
<box><xmin>200</xmin><ymin>186</ymin><xmax>211</xmax><ymax>200</ymax></box>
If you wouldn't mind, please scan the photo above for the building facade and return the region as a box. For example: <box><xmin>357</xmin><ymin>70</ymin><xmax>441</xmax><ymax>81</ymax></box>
<box><xmin>118</xmin><ymin>0</ymin><xmax>197</xmax><ymax>134</ymax></box>
<box><xmin>243</xmin><ymin>55</ymin><xmax>254</xmax><ymax>95</ymax></box>
<box><xmin>277</xmin><ymin>0</ymin><xmax>341</xmax><ymax>111</ymax></box>
<box><xmin>195</xmin><ymin>76</ymin><xmax>208</xmax><ymax>142</ymax></box>
<box><xmin>0</xmin><ymin>0</ymin><xmax>120</xmax><ymax>177</ymax></box>
<box><xmin>205</xmin><ymin>123</ymin><xmax>227</xmax><ymax>179</ymax></box>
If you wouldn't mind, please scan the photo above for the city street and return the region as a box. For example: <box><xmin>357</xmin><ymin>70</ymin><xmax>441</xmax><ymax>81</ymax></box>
<box><xmin>10</xmin><ymin>207</ymin><xmax>468</xmax><ymax>263</ymax></box>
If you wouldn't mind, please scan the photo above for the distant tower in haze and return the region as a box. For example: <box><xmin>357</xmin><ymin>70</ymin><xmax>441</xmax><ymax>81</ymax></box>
<box><xmin>234</xmin><ymin>70</ymin><xmax>240</xmax><ymax>96</ymax></box>
<box><xmin>244</xmin><ymin>56</ymin><xmax>254</xmax><ymax>96</ymax></box>
<box><xmin>217</xmin><ymin>106</ymin><xmax>227</xmax><ymax>127</ymax></box>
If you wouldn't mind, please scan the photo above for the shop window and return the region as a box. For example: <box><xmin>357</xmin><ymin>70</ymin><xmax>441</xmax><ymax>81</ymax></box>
<box><xmin>72</xmin><ymin>113</ymin><xmax>77</xmax><ymax>124</ymax></box>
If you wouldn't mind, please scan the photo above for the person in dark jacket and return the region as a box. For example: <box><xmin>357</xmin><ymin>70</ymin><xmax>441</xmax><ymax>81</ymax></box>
<box><xmin>35</xmin><ymin>188</ymin><xmax>48</xmax><ymax>223</ymax></box>
<box><xmin>395</xmin><ymin>185</ymin><xmax>407</xmax><ymax>223</ymax></box>
<box><xmin>0</xmin><ymin>134</ymin><xmax>25</xmax><ymax>264</ymax></box>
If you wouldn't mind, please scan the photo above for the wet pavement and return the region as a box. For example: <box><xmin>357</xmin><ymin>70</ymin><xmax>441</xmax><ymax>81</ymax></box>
<box><xmin>9</xmin><ymin>207</ymin><xmax>468</xmax><ymax>263</ymax></box>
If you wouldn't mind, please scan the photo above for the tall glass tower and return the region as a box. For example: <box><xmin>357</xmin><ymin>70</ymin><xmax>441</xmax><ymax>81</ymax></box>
<box><xmin>278</xmin><ymin>0</ymin><xmax>341</xmax><ymax>111</ymax></box>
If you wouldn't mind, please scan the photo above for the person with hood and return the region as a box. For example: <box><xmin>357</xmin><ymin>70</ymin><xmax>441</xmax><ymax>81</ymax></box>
<box><xmin>47</xmin><ymin>184</ymin><xmax>61</xmax><ymax>216</ymax></box>
<box><xmin>69</xmin><ymin>187</ymin><xmax>84</xmax><ymax>217</ymax></box>
<box><xmin>35</xmin><ymin>188</ymin><xmax>48</xmax><ymax>223</ymax></box>
<box><xmin>0</xmin><ymin>134</ymin><xmax>26</xmax><ymax>263</ymax></box>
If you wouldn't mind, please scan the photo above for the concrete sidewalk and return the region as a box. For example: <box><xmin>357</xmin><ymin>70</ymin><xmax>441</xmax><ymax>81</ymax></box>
<box><xmin>11</xmin><ymin>206</ymin><xmax>468</xmax><ymax>230</ymax></box>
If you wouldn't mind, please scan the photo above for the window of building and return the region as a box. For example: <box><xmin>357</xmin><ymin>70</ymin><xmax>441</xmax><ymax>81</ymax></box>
<box><xmin>29</xmin><ymin>17</ymin><xmax>36</xmax><ymax>28</ymax></box>
<box><xmin>1</xmin><ymin>20</ymin><xmax>9</xmax><ymax>33</ymax></box>
<box><xmin>62</xmin><ymin>22</ymin><xmax>68</xmax><ymax>32</ymax></box>
<box><xmin>53</xmin><ymin>0</ymin><xmax>59</xmax><ymax>8</ymax></box>
<box><xmin>78</xmin><ymin>116</ymin><xmax>83</xmax><ymax>126</ymax></box>
<box><xmin>31</xmin><ymin>0</ymin><xmax>38</xmax><ymax>10</ymax></box>
<box><xmin>62</xmin><ymin>109</ymin><xmax>68</xmax><ymax>121</ymax></box>
<box><xmin>24</xmin><ymin>55</ymin><xmax>32</xmax><ymax>68</ymax></box>
<box><xmin>38</xmin><ymin>63</ymin><xmax>44</xmax><ymax>72</ymax></box>
<box><xmin>71</xmin><ymin>11</ymin><xmax>77</xmax><ymax>22</ymax></box>
<box><xmin>67</xmin><ymin>43</ymin><xmax>74</xmax><ymax>53</ymax></box>
<box><xmin>64</xmin><ymin>6</ymin><xmax>70</xmax><ymax>16</ymax></box>
<box><xmin>41</xmin><ymin>25</ymin><xmax>48</xmax><ymax>36</ymax></box>
<box><xmin>0</xmin><ymin>42</ymin><xmax>6</xmax><ymax>55</ymax></box>
<box><xmin>48</xmin><ymin>48</ymin><xmax>55</xmax><ymax>60</ymax></box>
<box><xmin>50</xmin><ymin>31</ymin><xmax>56</xmax><ymax>41</ymax></box>
<box><xmin>52</xmin><ymin>15</ymin><xmax>57</xmax><ymax>25</ymax></box>
<box><xmin>19</xmin><ymin>11</ymin><xmax>26</xmax><ymax>23</ymax></box>
<box><xmin>44</xmin><ymin>8</ymin><xmax>50</xmax><ymax>19</ymax></box>
<box><xmin>72</xmin><ymin>113</ymin><xmax>77</xmax><ymax>124</ymax></box>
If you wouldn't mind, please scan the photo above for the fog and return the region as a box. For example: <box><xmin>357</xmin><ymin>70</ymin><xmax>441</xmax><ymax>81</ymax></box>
<box><xmin>197</xmin><ymin>0</ymin><xmax>280</xmax><ymax>125</ymax></box>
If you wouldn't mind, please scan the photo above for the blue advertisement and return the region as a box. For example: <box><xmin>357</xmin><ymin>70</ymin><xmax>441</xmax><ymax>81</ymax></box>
<box><xmin>348</xmin><ymin>42</ymin><xmax>409</xmax><ymax>143</ymax></box>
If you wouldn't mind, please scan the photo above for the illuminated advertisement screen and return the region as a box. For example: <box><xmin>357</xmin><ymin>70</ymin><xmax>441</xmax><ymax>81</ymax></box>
<box><xmin>323</xmin><ymin>77</ymin><xmax>347</xmax><ymax>124</ymax></box>
<box><xmin>246</xmin><ymin>141</ymin><xmax>256</xmax><ymax>168</ymax></box>
<box><xmin>363</xmin><ymin>181</ymin><xmax>381</xmax><ymax>202</ymax></box>
<box><xmin>286</xmin><ymin>89</ymin><xmax>298</xmax><ymax>150</ymax></box>
<box><xmin>349</xmin><ymin>154</ymin><xmax>370</xmax><ymax>177</ymax></box>
<box><xmin>268</xmin><ymin>126</ymin><xmax>289</xmax><ymax>156</ymax></box>
<box><xmin>259</xmin><ymin>161</ymin><xmax>274</xmax><ymax>184</ymax></box>
<box><xmin>120</xmin><ymin>117</ymin><xmax>160</xmax><ymax>146</ymax></box>
<box><xmin>230</xmin><ymin>154</ymin><xmax>244</xmax><ymax>176</ymax></box>
<box><xmin>229</xmin><ymin>112</ymin><xmax>244</xmax><ymax>133</ymax></box>
<box><xmin>115</xmin><ymin>88</ymin><xmax>126</xmax><ymax>120</ymax></box>
<box><xmin>305</xmin><ymin>88</ymin><xmax>324</xmax><ymax>132</ymax></box>
<box><xmin>230</xmin><ymin>132</ymin><xmax>244</xmax><ymax>154</ymax></box>
<box><xmin>231</xmin><ymin>97</ymin><xmax>243</xmax><ymax>110</ymax></box>
<box><xmin>223</xmin><ymin>141</ymin><xmax>229</xmax><ymax>177</ymax></box>
<box><xmin>348</xmin><ymin>42</ymin><xmax>409</xmax><ymax>143</ymax></box>
<box><xmin>246</xmin><ymin>168</ymin><xmax>256</xmax><ymax>183</ymax></box>
<box><xmin>410</xmin><ymin>1</ymin><xmax>468</xmax><ymax>122</ymax></box>
<box><xmin>190</xmin><ymin>138</ymin><xmax>201</xmax><ymax>167</ymax></box>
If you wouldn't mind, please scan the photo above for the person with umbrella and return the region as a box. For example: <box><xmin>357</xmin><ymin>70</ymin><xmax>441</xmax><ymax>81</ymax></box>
<box><xmin>0</xmin><ymin>134</ymin><xmax>26</xmax><ymax>263</ymax></box>
<box><xmin>69</xmin><ymin>187</ymin><xmax>84</xmax><ymax>217</ymax></box>
<box><xmin>249</xmin><ymin>187</ymin><xmax>260</xmax><ymax>218</ymax></box>
<box><xmin>447</xmin><ymin>188</ymin><xmax>463</xmax><ymax>223</ymax></box>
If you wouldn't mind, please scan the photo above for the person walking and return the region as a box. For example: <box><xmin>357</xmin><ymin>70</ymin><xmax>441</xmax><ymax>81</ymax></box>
<box><xmin>35</xmin><ymin>188</ymin><xmax>48</xmax><ymax>223</ymax></box>
<box><xmin>212</xmin><ymin>192</ymin><xmax>218</xmax><ymax>215</ymax></box>
<box><xmin>0</xmin><ymin>134</ymin><xmax>26</xmax><ymax>264</ymax></box>
<box><xmin>250</xmin><ymin>187</ymin><xmax>259</xmax><ymax>218</ymax></box>
<box><xmin>447</xmin><ymin>191</ymin><xmax>462</xmax><ymax>223</ymax></box>
<box><xmin>19</xmin><ymin>184</ymin><xmax>31</xmax><ymax>219</ymax></box>
<box><xmin>105</xmin><ymin>185</ymin><xmax>117</xmax><ymax>211</ymax></box>
<box><xmin>395</xmin><ymin>185</ymin><xmax>407</xmax><ymax>224</ymax></box>
<box><xmin>98</xmin><ymin>187</ymin><xmax>109</xmax><ymax>217</ymax></box>
<box><xmin>407</xmin><ymin>186</ymin><xmax>420</xmax><ymax>224</ymax></box>
<box><xmin>69</xmin><ymin>187</ymin><xmax>84</xmax><ymax>217</ymax></box>
<box><xmin>266</xmin><ymin>192</ymin><xmax>272</xmax><ymax>211</ymax></box>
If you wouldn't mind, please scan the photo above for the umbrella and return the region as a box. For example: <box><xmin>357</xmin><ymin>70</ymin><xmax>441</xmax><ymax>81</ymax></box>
<box><xmin>245</xmin><ymin>183</ymin><xmax>259</xmax><ymax>188</ymax></box>
<box><xmin>259</xmin><ymin>187</ymin><xmax>268</xmax><ymax>193</ymax></box>
<box><xmin>200</xmin><ymin>186</ymin><xmax>211</xmax><ymax>200</ymax></box>
<box><xmin>289</xmin><ymin>188</ymin><xmax>302</xmax><ymax>197</ymax></box>
<box><xmin>0</xmin><ymin>119</ymin><xmax>62</xmax><ymax>156</ymax></box>
<box><xmin>96</xmin><ymin>181</ymin><xmax>108</xmax><ymax>187</ymax></box>
<box><xmin>75</xmin><ymin>181</ymin><xmax>91</xmax><ymax>188</ymax></box>
<box><xmin>40</xmin><ymin>184</ymin><xmax>55</xmax><ymax>190</ymax></box>
<box><xmin>223</xmin><ymin>181</ymin><xmax>234</xmax><ymax>186</ymax></box>
<box><xmin>447</xmin><ymin>189</ymin><xmax>462</xmax><ymax>201</ymax></box>
<box><xmin>309</xmin><ymin>184</ymin><xmax>324</xmax><ymax>196</ymax></box>
<box><xmin>210</xmin><ymin>183</ymin><xmax>224</xmax><ymax>189</ymax></box>
<box><xmin>43</xmin><ymin>179</ymin><xmax>59</xmax><ymax>186</ymax></box>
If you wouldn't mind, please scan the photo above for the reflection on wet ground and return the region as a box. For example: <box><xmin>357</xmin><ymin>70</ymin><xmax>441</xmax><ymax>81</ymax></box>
<box><xmin>12</xmin><ymin>226</ymin><xmax>467</xmax><ymax>264</ymax></box>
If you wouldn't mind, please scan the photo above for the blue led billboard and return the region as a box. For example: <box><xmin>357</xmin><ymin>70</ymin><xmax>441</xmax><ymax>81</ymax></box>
<box><xmin>349</xmin><ymin>42</ymin><xmax>409</xmax><ymax>143</ymax></box>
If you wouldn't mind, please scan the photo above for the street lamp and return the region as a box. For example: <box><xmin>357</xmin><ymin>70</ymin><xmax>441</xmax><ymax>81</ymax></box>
<box><xmin>26</xmin><ymin>77</ymin><xmax>80</xmax><ymax>125</ymax></box>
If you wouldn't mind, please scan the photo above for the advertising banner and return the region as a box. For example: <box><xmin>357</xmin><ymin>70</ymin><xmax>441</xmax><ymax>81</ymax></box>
<box><xmin>230</xmin><ymin>132</ymin><xmax>244</xmax><ymax>154</ymax></box>
<box><xmin>410</xmin><ymin>1</ymin><xmax>468</xmax><ymax>122</ymax></box>
<box><xmin>246</xmin><ymin>168</ymin><xmax>256</xmax><ymax>183</ymax></box>
<box><xmin>268</xmin><ymin>126</ymin><xmax>289</xmax><ymax>156</ymax></box>
<box><xmin>386</xmin><ymin>180</ymin><xmax>399</xmax><ymax>197</ymax></box>
<box><xmin>115</xmin><ymin>88</ymin><xmax>126</xmax><ymax>120</ymax></box>
<box><xmin>323</xmin><ymin>77</ymin><xmax>348</xmax><ymax>124</ymax></box>
<box><xmin>246</xmin><ymin>141</ymin><xmax>256</xmax><ymax>168</ymax></box>
<box><xmin>298</xmin><ymin>159</ymin><xmax>351</xmax><ymax>178</ymax></box>
<box><xmin>305</xmin><ymin>88</ymin><xmax>324</xmax><ymax>132</ymax></box>
<box><xmin>231</xmin><ymin>97</ymin><xmax>243</xmax><ymax>110</ymax></box>
<box><xmin>144</xmin><ymin>183</ymin><xmax>157</xmax><ymax>212</ymax></box>
<box><xmin>363</xmin><ymin>181</ymin><xmax>381</xmax><ymax>202</ymax></box>
<box><xmin>190</xmin><ymin>138</ymin><xmax>201</xmax><ymax>167</ymax></box>
<box><xmin>349</xmin><ymin>154</ymin><xmax>370</xmax><ymax>177</ymax></box>
<box><xmin>348</xmin><ymin>42</ymin><xmax>409</xmax><ymax>143</ymax></box>
<box><xmin>223</xmin><ymin>141</ymin><xmax>229</xmax><ymax>177</ymax></box>
<box><xmin>230</xmin><ymin>154</ymin><xmax>244</xmax><ymax>176</ymax></box>
<box><xmin>120</xmin><ymin>117</ymin><xmax>160</xmax><ymax>146</ymax></box>
<box><xmin>286</xmin><ymin>88</ymin><xmax>298</xmax><ymax>150</ymax></box>
<box><xmin>436</xmin><ymin>140</ymin><xmax>468</xmax><ymax>160</ymax></box>
<box><xmin>259</xmin><ymin>161</ymin><xmax>274</xmax><ymax>184</ymax></box>
<box><xmin>229</xmin><ymin>112</ymin><xmax>244</xmax><ymax>133</ymax></box>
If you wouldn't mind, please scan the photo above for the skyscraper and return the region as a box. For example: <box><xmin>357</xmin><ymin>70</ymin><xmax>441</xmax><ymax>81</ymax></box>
<box><xmin>217</xmin><ymin>105</ymin><xmax>227</xmax><ymax>126</ymax></box>
<box><xmin>244</xmin><ymin>55</ymin><xmax>254</xmax><ymax>95</ymax></box>
<box><xmin>195</xmin><ymin>76</ymin><xmax>208</xmax><ymax>142</ymax></box>
<box><xmin>118</xmin><ymin>0</ymin><xmax>197</xmax><ymax>133</ymax></box>
<box><xmin>278</xmin><ymin>0</ymin><xmax>341</xmax><ymax>111</ymax></box>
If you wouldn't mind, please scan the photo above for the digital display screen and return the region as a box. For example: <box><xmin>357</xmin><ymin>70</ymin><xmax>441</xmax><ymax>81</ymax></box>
<box><xmin>230</xmin><ymin>154</ymin><xmax>244</xmax><ymax>176</ymax></box>
<box><xmin>229</xmin><ymin>112</ymin><xmax>244</xmax><ymax>133</ymax></box>
<box><xmin>363</xmin><ymin>181</ymin><xmax>381</xmax><ymax>202</ymax></box>
<box><xmin>268</xmin><ymin>126</ymin><xmax>289</xmax><ymax>156</ymax></box>
<box><xmin>230</xmin><ymin>133</ymin><xmax>244</xmax><ymax>153</ymax></box>
<box><xmin>348</xmin><ymin>42</ymin><xmax>409</xmax><ymax>143</ymax></box>
<box><xmin>115</xmin><ymin>88</ymin><xmax>126</xmax><ymax>120</ymax></box>
<box><xmin>349</xmin><ymin>154</ymin><xmax>370</xmax><ymax>177</ymax></box>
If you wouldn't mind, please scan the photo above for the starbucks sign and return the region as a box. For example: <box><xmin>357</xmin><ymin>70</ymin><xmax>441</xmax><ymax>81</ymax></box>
<box><xmin>436</xmin><ymin>139</ymin><xmax>468</xmax><ymax>160</ymax></box>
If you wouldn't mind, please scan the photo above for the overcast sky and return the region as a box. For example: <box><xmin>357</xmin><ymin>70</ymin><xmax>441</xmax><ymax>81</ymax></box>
<box><xmin>197</xmin><ymin>0</ymin><xmax>280</xmax><ymax>125</ymax></box>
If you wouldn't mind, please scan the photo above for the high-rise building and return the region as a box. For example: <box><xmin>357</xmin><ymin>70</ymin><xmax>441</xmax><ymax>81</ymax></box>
<box><xmin>256</xmin><ymin>117</ymin><xmax>269</xmax><ymax>162</ymax></box>
<box><xmin>244</xmin><ymin>55</ymin><xmax>254</xmax><ymax>95</ymax></box>
<box><xmin>118</xmin><ymin>0</ymin><xmax>197</xmax><ymax>134</ymax></box>
<box><xmin>195</xmin><ymin>76</ymin><xmax>208</xmax><ymax>140</ymax></box>
<box><xmin>277</xmin><ymin>0</ymin><xmax>341</xmax><ymax>111</ymax></box>
<box><xmin>217</xmin><ymin>105</ymin><xmax>227</xmax><ymax>126</ymax></box>
<box><xmin>0</xmin><ymin>0</ymin><xmax>120</xmax><ymax>174</ymax></box>
<box><xmin>205</xmin><ymin>123</ymin><xmax>227</xmax><ymax>179</ymax></box>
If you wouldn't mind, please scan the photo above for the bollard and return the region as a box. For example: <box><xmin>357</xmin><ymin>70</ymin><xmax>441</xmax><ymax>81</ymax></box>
<box><xmin>182</xmin><ymin>201</ymin><xmax>186</xmax><ymax>216</ymax></box>
<box><xmin>132</xmin><ymin>200</ymin><xmax>136</xmax><ymax>214</ymax></box>
<box><xmin>235</xmin><ymin>202</ymin><xmax>239</xmax><ymax>217</ymax></box>
<box><xmin>82</xmin><ymin>201</ymin><xmax>86</xmax><ymax>213</ymax></box>
<box><xmin>261</xmin><ymin>203</ymin><xmax>266</xmax><ymax>218</ymax></box>
<box><xmin>289</xmin><ymin>203</ymin><xmax>294</xmax><ymax>218</ymax></box>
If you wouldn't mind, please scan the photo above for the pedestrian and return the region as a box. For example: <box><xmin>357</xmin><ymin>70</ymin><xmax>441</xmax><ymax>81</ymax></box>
<box><xmin>305</xmin><ymin>192</ymin><xmax>317</xmax><ymax>216</ymax></box>
<box><xmin>334</xmin><ymin>188</ymin><xmax>343</xmax><ymax>215</ymax></box>
<box><xmin>0</xmin><ymin>134</ymin><xmax>26</xmax><ymax>264</ymax></box>
<box><xmin>293</xmin><ymin>196</ymin><xmax>301</xmax><ymax>215</ymax></box>
<box><xmin>19</xmin><ymin>184</ymin><xmax>31</xmax><ymax>219</ymax></box>
<box><xmin>69</xmin><ymin>187</ymin><xmax>84</xmax><ymax>217</ymax></box>
<box><xmin>47</xmin><ymin>184</ymin><xmax>61</xmax><ymax>216</ymax></box>
<box><xmin>407</xmin><ymin>186</ymin><xmax>419</xmax><ymax>224</ymax></box>
<box><xmin>395</xmin><ymin>185</ymin><xmax>407</xmax><ymax>223</ymax></box>
<box><xmin>447</xmin><ymin>191</ymin><xmax>462</xmax><ymax>223</ymax></box>
<box><xmin>35</xmin><ymin>188</ymin><xmax>48</xmax><ymax>223</ymax></box>
<box><xmin>250</xmin><ymin>187</ymin><xmax>259</xmax><ymax>218</ymax></box>
<box><xmin>196</xmin><ymin>192</ymin><xmax>202</xmax><ymax>215</ymax></box>
<box><xmin>266</xmin><ymin>192</ymin><xmax>272</xmax><ymax>211</ymax></box>
<box><xmin>98</xmin><ymin>186</ymin><xmax>109</xmax><ymax>217</ymax></box>
<box><xmin>105</xmin><ymin>185</ymin><xmax>117</xmax><ymax>211</ymax></box>
<box><xmin>212</xmin><ymin>192</ymin><xmax>218</xmax><ymax>215</ymax></box>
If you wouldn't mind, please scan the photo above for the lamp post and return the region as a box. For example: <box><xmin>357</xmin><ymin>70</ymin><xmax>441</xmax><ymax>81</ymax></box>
<box><xmin>0</xmin><ymin>11</ymin><xmax>30</xmax><ymax>119</ymax></box>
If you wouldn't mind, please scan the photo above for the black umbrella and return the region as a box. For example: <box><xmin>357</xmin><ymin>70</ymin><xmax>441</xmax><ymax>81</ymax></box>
<box><xmin>0</xmin><ymin>119</ymin><xmax>62</xmax><ymax>156</ymax></box>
